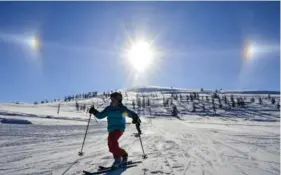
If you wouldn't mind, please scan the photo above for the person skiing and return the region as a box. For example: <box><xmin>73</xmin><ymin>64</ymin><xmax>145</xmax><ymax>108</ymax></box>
<box><xmin>89</xmin><ymin>92</ymin><xmax>141</xmax><ymax>168</ymax></box>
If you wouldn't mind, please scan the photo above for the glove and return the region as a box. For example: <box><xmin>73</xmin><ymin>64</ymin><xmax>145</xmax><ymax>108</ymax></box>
<box><xmin>89</xmin><ymin>105</ymin><xmax>97</xmax><ymax>114</ymax></box>
<box><xmin>132</xmin><ymin>117</ymin><xmax>141</xmax><ymax>124</ymax></box>
<box><xmin>135</xmin><ymin>122</ymin><xmax>142</xmax><ymax>136</ymax></box>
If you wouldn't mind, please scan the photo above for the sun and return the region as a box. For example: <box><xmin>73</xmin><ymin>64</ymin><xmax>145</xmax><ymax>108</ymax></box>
<box><xmin>127</xmin><ymin>40</ymin><xmax>154</xmax><ymax>72</ymax></box>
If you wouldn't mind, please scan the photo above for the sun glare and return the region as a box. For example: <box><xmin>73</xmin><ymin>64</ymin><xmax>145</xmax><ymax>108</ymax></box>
<box><xmin>127</xmin><ymin>40</ymin><xmax>154</xmax><ymax>72</ymax></box>
<box><xmin>243</xmin><ymin>40</ymin><xmax>259</xmax><ymax>61</ymax></box>
<box><xmin>244</xmin><ymin>43</ymin><xmax>255</xmax><ymax>60</ymax></box>
<box><xmin>243</xmin><ymin>39</ymin><xmax>280</xmax><ymax>62</ymax></box>
<box><xmin>26</xmin><ymin>35</ymin><xmax>40</xmax><ymax>51</ymax></box>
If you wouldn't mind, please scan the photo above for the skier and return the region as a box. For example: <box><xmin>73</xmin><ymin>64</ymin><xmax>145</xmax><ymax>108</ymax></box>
<box><xmin>88</xmin><ymin>92</ymin><xmax>141</xmax><ymax>168</ymax></box>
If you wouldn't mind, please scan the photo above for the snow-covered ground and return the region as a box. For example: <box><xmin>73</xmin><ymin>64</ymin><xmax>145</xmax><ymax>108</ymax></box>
<box><xmin>0</xmin><ymin>87</ymin><xmax>280</xmax><ymax>175</ymax></box>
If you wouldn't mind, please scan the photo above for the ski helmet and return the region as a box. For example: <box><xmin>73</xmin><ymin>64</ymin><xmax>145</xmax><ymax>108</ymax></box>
<box><xmin>110</xmin><ymin>92</ymin><xmax>123</xmax><ymax>103</ymax></box>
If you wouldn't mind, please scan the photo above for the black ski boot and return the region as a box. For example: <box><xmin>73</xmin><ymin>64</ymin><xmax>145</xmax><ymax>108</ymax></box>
<box><xmin>111</xmin><ymin>158</ymin><xmax>122</xmax><ymax>169</ymax></box>
<box><xmin>121</xmin><ymin>153</ymin><xmax>128</xmax><ymax>165</ymax></box>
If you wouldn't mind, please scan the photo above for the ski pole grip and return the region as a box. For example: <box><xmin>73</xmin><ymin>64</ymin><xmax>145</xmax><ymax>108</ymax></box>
<box><xmin>136</xmin><ymin>123</ymin><xmax>142</xmax><ymax>135</ymax></box>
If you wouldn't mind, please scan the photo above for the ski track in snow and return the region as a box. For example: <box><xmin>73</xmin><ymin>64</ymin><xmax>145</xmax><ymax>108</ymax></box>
<box><xmin>0</xmin><ymin>88</ymin><xmax>280</xmax><ymax>175</ymax></box>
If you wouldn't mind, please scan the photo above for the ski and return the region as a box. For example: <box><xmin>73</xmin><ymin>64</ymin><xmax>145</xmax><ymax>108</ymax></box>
<box><xmin>83</xmin><ymin>164</ymin><xmax>138</xmax><ymax>175</ymax></box>
<box><xmin>98</xmin><ymin>160</ymin><xmax>142</xmax><ymax>170</ymax></box>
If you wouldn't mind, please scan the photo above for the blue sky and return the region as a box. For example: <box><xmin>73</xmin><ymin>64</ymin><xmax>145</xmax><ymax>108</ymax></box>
<box><xmin>0</xmin><ymin>2</ymin><xmax>280</xmax><ymax>102</ymax></box>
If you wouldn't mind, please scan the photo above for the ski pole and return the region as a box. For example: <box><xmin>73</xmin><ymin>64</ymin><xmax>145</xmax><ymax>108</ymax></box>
<box><xmin>78</xmin><ymin>114</ymin><xmax>92</xmax><ymax>156</ymax></box>
<box><xmin>86</xmin><ymin>106</ymin><xmax>98</xmax><ymax>123</ymax></box>
<box><xmin>136</xmin><ymin>123</ymin><xmax>147</xmax><ymax>159</ymax></box>
<box><xmin>139</xmin><ymin>135</ymin><xmax>147</xmax><ymax>159</ymax></box>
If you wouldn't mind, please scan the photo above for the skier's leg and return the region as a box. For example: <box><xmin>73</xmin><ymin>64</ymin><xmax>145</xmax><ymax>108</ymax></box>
<box><xmin>108</xmin><ymin>130</ymin><xmax>127</xmax><ymax>156</ymax></box>
<box><xmin>108</xmin><ymin>130</ymin><xmax>120</xmax><ymax>159</ymax></box>
<box><xmin>114</xmin><ymin>130</ymin><xmax>128</xmax><ymax>164</ymax></box>
<box><xmin>114</xmin><ymin>130</ymin><xmax>127</xmax><ymax>158</ymax></box>
<box><xmin>108</xmin><ymin>131</ymin><xmax>123</xmax><ymax>167</ymax></box>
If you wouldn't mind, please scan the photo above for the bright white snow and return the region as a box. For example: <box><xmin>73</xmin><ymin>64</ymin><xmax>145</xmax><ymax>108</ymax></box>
<box><xmin>0</xmin><ymin>87</ymin><xmax>279</xmax><ymax>175</ymax></box>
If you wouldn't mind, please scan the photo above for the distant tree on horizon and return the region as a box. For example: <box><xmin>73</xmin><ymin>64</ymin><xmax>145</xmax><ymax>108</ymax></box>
<box><xmin>172</xmin><ymin>105</ymin><xmax>179</xmax><ymax>117</ymax></box>
<box><xmin>259</xmin><ymin>97</ymin><xmax>263</xmax><ymax>105</ymax></box>
<box><xmin>202</xmin><ymin>103</ymin><xmax>205</xmax><ymax>111</ymax></box>
<box><xmin>271</xmin><ymin>98</ymin><xmax>276</xmax><ymax>105</ymax></box>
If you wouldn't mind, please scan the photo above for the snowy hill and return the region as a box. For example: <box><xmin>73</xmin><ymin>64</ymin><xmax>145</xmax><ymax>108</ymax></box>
<box><xmin>0</xmin><ymin>86</ymin><xmax>280</xmax><ymax>175</ymax></box>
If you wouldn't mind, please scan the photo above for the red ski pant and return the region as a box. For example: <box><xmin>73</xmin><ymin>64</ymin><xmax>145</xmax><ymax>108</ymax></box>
<box><xmin>108</xmin><ymin>130</ymin><xmax>127</xmax><ymax>159</ymax></box>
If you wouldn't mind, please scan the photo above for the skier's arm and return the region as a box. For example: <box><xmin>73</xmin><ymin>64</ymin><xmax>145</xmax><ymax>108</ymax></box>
<box><xmin>89</xmin><ymin>106</ymin><xmax>108</xmax><ymax>119</ymax></box>
<box><xmin>124</xmin><ymin>107</ymin><xmax>141</xmax><ymax>124</ymax></box>
<box><xmin>123</xmin><ymin>107</ymin><xmax>142</xmax><ymax>135</ymax></box>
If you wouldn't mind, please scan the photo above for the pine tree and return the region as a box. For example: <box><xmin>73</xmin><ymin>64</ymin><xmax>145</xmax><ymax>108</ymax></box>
<box><xmin>227</xmin><ymin>102</ymin><xmax>231</xmax><ymax>110</ymax></box>
<box><xmin>132</xmin><ymin>100</ymin><xmax>136</xmax><ymax>110</ymax></box>
<box><xmin>218</xmin><ymin>97</ymin><xmax>221</xmax><ymax>105</ymax></box>
<box><xmin>251</xmin><ymin>98</ymin><xmax>255</xmax><ymax>103</ymax></box>
<box><xmin>271</xmin><ymin>98</ymin><xmax>276</xmax><ymax>105</ymax></box>
<box><xmin>223</xmin><ymin>96</ymin><xmax>227</xmax><ymax>104</ymax></box>
<box><xmin>213</xmin><ymin>103</ymin><xmax>216</xmax><ymax>113</ymax></box>
<box><xmin>76</xmin><ymin>101</ymin><xmax>79</xmax><ymax>111</ymax></box>
<box><xmin>231</xmin><ymin>95</ymin><xmax>235</xmax><ymax>107</ymax></box>
<box><xmin>237</xmin><ymin>97</ymin><xmax>240</xmax><ymax>107</ymax></box>
<box><xmin>219</xmin><ymin>102</ymin><xmax>222</xmax><ymax>109</ymax></box>
<box><xmin>202</xmin><ymin>103</ymin><xmax>205</xmax><ymax>111</ymax></box>
<box><xmin>142</xmin><ymin>98</ymin><xmax>146</xmax><ymax>108</ymax></box>
<box><xmin>192</xmin><ymin>103</ymin><xmax>196</xmax><ymax>112</ymax></box>
<box><xmin>241</xmin><ymin>98</ymin><xmax>245</xmax><ymax>108</ymax></box>
<box><xmin>172</xmin><ymin>105</ymin><xmax>178</xmax><ymax>116</ymax></box>
<box><xmin>149</xmin><ymin>107</ymin><xmax>152</xmax><ymax>115</ymax></box>
<box><xmin>232</xmin><ymin>101</ymin><xmax>236</xmax><ymax>107</ymax></box>
<box><xmin>137</xmin><ymin>98</ymin><xmax>140</xmax><ymax>108</ymax></box>
<box><xmin>170</xmin><ymin>98</ymin><xmax>173</xmax><ymax>106</ymax></box>
<box><xmin>259</xmin><ymin>97</ymin><xmax>263</xmax><ymax>105</ymax></box>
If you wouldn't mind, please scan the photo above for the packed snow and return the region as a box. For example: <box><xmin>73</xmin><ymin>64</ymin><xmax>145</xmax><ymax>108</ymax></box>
<box><xmin>0</xmin><ymin>87</ymin><xmax>280</xmax><ymax>175</ymax></box>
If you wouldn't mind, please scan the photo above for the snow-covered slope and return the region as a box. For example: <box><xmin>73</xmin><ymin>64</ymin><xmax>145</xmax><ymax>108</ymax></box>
<box><xmin>0</xmin><ymin>87</ymin><xmax>280</xmax><ymax>175</ymax></box>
